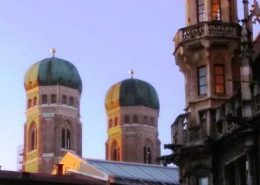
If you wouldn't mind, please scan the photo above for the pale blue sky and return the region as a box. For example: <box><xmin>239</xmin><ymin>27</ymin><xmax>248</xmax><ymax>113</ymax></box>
<box><xmin>0</xmin><ymin>0</ymin><xmax>258</xmax><ymax>171</ymax></box>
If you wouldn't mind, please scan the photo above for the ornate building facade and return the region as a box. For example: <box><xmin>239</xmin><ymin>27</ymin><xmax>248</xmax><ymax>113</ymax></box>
<box><xmin>22</xmin><ymin>55</ymin><xmax>83</xmax><ymax>173</ymax></box>
<box><xmin>105</xmin><ymin>77</ymin><xmax>160</xmax><ymax>164</ymax></box>
<box><xmin>162</xmin><ymin>0</ymin><xmax>260</xmax><ymax>185</ymax></box>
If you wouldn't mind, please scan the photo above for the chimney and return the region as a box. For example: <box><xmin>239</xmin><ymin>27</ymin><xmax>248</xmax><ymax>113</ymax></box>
<box><xmin>56</xmin><ymin>164</ymin><xmax>64</xmax><ymax>176</ymax></box>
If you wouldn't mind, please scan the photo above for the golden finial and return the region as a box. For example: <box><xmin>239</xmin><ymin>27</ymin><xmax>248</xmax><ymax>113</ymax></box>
<box><xmin>50</xmin><ymin>48</ymin><xmax>56</xmax><ymax>57</ymax></box>
<box><xmin>128</xmin><ymin>69</ymin><xmax>134</xmax><ymax>79</ymax></box>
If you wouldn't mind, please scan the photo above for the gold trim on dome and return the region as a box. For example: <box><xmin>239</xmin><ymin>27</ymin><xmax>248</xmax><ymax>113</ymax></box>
<box><xmin>24</xmin><ymin>62</ymin><xmax>40</xmax><ymax>91</ymax></box>
<box><xmin>105</xmin><ymin>82</ymin><xmax>121</xmax><ymax>111</ymax></box>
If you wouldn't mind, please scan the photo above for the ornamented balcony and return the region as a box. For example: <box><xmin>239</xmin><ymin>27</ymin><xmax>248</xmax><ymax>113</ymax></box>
<box><xmin>171</xmin><ymin>90</ymin><xmax>250</xmax><ymax>147</ymax></box>
<box><xmin>171</xmin><ymin>113</ymin><xmax>208</xmax><ymax>146</ymax></box>
<box><xmin>174</xmin><ymin>22</ymin><xmax>241</xmax><ymax>50</ymax></box>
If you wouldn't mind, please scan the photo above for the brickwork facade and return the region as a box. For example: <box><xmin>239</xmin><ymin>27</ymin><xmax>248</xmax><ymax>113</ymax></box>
<box><xmin>23</xmin><ymin>86</ymin><xmax>82</xmax><ymax>173</ymax></box>
<box><xmin>106</xmin><ymin>106</ymin><xmax>160</xmax><ymax>164</ymax></box>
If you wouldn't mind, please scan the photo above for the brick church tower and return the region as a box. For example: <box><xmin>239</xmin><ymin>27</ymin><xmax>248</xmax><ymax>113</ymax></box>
<box><xmin>105</xmin><ymin>76</ymin><xmax>160</xmax><ymax>164</ymax></box>
<box><xmin>22</xmin><ymin>51</ymin><xmax>82</xmax><ymax>173</ymax></box>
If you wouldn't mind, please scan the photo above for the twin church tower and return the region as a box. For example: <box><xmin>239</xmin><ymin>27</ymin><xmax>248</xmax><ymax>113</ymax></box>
<box><xmin>22</xmin><ymin>54</ymin><xmax>160</xmax><ymax>173</ymax></box>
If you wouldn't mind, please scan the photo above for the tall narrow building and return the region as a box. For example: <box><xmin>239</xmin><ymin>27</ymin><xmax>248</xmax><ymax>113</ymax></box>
<box><xmin>175</xmin><ymin>0</ymin><xmax>240</xmax><ymax>125</ymax></box>
<box><xmin>165</xmin><ymin>0</ymin><xmax>260</xmax><ymax>185</ymax></box>
<box><xmin>23</xmin><ymin>54</ymin><xmax>82</xmax><ymax>173</ymax></box>
<box><xmin>105</xmin><ymin>77</ymin><xmax>160</xmax><ymax>164</ymax></box>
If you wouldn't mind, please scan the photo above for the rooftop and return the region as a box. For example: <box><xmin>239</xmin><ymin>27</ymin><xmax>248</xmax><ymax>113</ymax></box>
<box><xmin>85</xmin><ymin>158</ymin><xmax>179</xmax><ymax>185</ymax></box>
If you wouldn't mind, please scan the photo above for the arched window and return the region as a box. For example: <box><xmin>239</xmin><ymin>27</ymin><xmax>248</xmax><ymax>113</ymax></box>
<box><xmin>143</xmin><ymin>116</ymin><xmax>148</xmax><ymax>124</ymax></box>
<box><xmin>33</xmin><ymin>97</ymin><xmax>37</xmax><ymax>106</ymax></box>
<box><xmin>111</xmin><ymin>141</ymin><xmax>120</xmax><ymax>161</ymax></box>
<box><xmin>28</xmin><ymin>99</ymin><xmax>32</xmax><ymax>109</ymax></box>
<box><xmin>114</xmin><ymin>117</ymin><xmax>118</xmax><ymax>126</ymax></box>
<box><xmin>124</xmin><ymin>115</ymin><xmax>130</xmax><ymax>123</ymax></box>
<box><xmin>51</xmin><ymin>94</ymin><xmax>57</xmax><ymax>104</ymax></box>
<box><xmin>61</xmin><ymin>124</ymin><xmax>71</xmax><ymax>149</ymax></box>
<box><xmin>69</xmin><ymin>97</ymin><xmax>74</xmax><ymax>106</ymax></box>
<box><xmin>113</xmin><ymin>147</ymin><xmax>120</xmax><ymax>161</ymax></box>
<box><xmin>62</xmin><ymin>95</ymin><xmax>67</xmax><ymax>105</ymax></box>
<box><xmin>29</xmin><ymin>122</ymin><xmax>37</xmax><ymax>151</ymax></box>
<box><xmin>133</xmin><ymin>115</ymin><xmax>138</xmax><ymax>123</ymax></box>
<box><xmin>42</xmin><ymin>95</ymin><xmax>47</xmax><ymax>104</ymax></box>
<box><xmin>143</xmin><ymin>145</ymin><xmax>152</xmax><ymax>164</ymax></box>
<box><xmin>109</xmin><ymin>119</ymin><xmax>113</xmax><ymax>128</ymax></box>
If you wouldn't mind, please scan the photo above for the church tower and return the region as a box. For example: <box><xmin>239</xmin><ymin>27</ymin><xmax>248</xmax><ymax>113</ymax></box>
<box><xmin>172</xmin><ymin>0</ymin><xmax>242</xmax><ymax>184</ymax></box>
<box><xmin>23</xmin><ymin>52</ymin><xmax>82</xmax><ymax>173</ymax></box>
<box><xmin>105</xmin><ymin>76</ymin><xmax>160</xmax><ymax>164</ymax></box>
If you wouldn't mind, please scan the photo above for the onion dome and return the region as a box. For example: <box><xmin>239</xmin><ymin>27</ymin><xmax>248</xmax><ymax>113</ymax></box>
<box><xmin>24</xmin><ymin>57</ymin><xmax>82</xmax><ymax>93</ymax></box>
<box><xmin>105</xmin><ymin>78</ymin><xmax>159</xmax><ymax>111</ymax></box>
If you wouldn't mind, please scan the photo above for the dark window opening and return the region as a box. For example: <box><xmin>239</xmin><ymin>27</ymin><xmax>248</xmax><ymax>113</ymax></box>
<box><xmin>69</xmin><ymin>97</ymin><xmax>74</xmax><ymax>106</ymax></box>
<box><xmin>232</xmin><ymin>59</ymin><xmax>240</xmax><ymax>92</ymax></box>
<box><xmin>214</xmin><ymin>65</ymin><xmax>225</xmax><ymax>95</ymax></box>
<box><xmin>124</xmin><ymin>115</ymin><xmax>130</xmax><ymax>123</ymax></box>
<box><xmin>111</xmin><ymin>142</ymin><xmax>120</xmax><ymax>161</ymax></box>
<box><xmin>113</xmin><ymin>147</ymin><xmax>120</xmax><ymax>161</ymax></box>
<box><xmin>143</xmin><ymin>116</ymin><xmax>148</xmax><ymax>124</ymax></box>
<box><xmin>33</xmin><ymin>97</ymin><xmax>37</xmax><ymax>106</ymax></box>
<box><xmin>42</xmin><ymin>95</ymin><xmax>47</xmax><ymax>104</ymax></box>
<box><xmin>28</xmin><ymin>99</ymin><xmax>32</xmax><ymax>109</ymax></box>
<box><xmin>229</xmin><ymin>0</ymin><xmax>234</xmax><ymax>21</ymax></box>
<box><xmin>109</xmin><ymin>119</ymin><xmax>113</xmax><ymax>128</ymax></box>
<box><xmin>198</xmin><ymin>66</ymin><xmax>207</xmax><ymax>96</ymax></box>
<box><xmin>51</xmin><ymin>94</ymin><xmax>57</xmax><ymax>104</ymax></box>
<box><xmin>197</xmin><ymin>0</ymin><xmax>205</xmax><ymax>22</ymax></box>
<box><xmin>61</xmin><ymin>126</ymin><xmax>71</xmax><ymax>149</ymax></box>
<box><xmin>62</xmin><ymin>95</ymin><xmax>67</xmax><ymax>105</ymax></box>
<box><xmin>114</xmin><ymin>117</ymin><xmax>118</xmax><ymax>126</ymax></box>
<box><xmin>225</xmin><ymin>157</ymin><xmax>247</xmax><ymax>185</ymax></box>
<box><xmin>143</xmin><ymin>145</ymin><xmax>152</xmax><ymax>164</ymax></box>
<box><xmin>199</xmin><ymin>111</ymin><xmax>207</xmax><ymax>138</ymax></box>
<box><xmin>212</xmin><ymin>0</ymin><xmax>221</xmax><ymax>21</ymax></box>
<box><xmin>133</xmin><ymin>115</ymin><xmax>138</xmax><ymax>123</ymax></box>
<box><xmin>217</xmin><ymin>121</ymin><xmax>223</xmax><ymax>134</ymax></box>
<box><xmin>29</xmin><ymin>124</ymin><xmax>37</xmax><ymax>151</ymax></box>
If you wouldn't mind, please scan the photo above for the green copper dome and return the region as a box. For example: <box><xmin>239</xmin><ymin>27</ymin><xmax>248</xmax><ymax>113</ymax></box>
<box><xmin>105</xmin><ymin>78</ymin><xmax>159</xmax><ymax>111</ymax></box>
<box><xmin>24</xmin><ymin>57</ymin><xmax>82</xmax><ymax>93</ymax></box>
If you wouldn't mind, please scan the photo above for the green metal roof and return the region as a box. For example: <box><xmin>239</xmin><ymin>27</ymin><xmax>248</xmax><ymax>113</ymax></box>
<box><xmin>24</xmin><ymin>57</ymin><xmax>82</xmax><ymax>93</ymax></box>
<box><xmin>105</xmin><ymin>78</ymin><xmax>159</xmax><ymax>111</ymax></box>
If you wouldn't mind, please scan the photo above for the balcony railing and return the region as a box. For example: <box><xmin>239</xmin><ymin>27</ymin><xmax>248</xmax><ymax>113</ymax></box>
<box><xmin>171</xmin><ymin>91</ymin><xmax>245</xmax><ymax>146</ymax></box>
<box><xmin>174</xmin><ymin>22</ymin><xmax>241</xmax><ymax>49</ymax></box>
